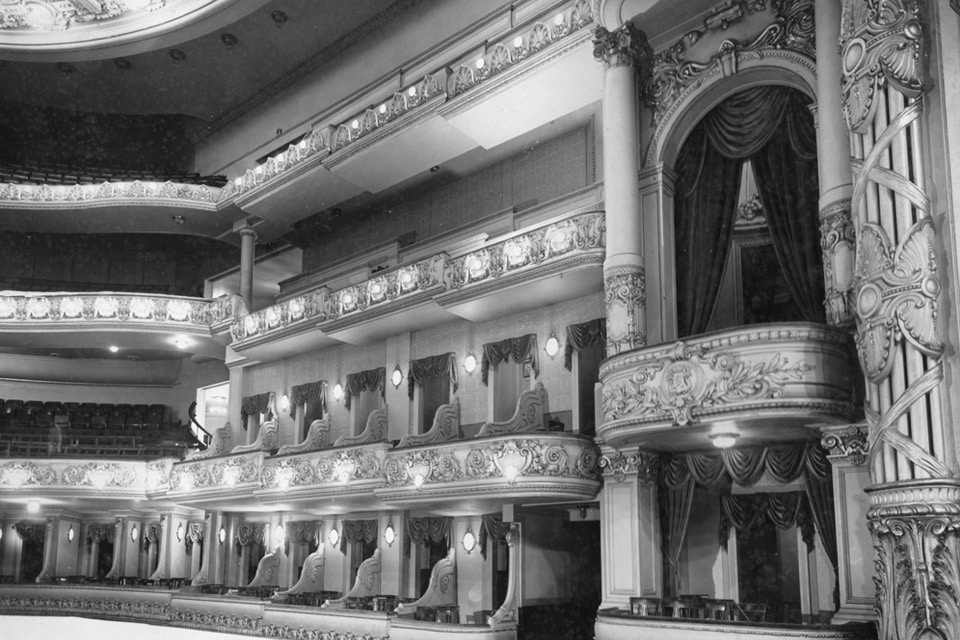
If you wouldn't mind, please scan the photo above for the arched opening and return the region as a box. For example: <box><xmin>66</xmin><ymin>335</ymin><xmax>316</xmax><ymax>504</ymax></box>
<box><xmin>671</xmin><ymin>85</ymin><xmax>823</xmax><ymax>337</ymax></box>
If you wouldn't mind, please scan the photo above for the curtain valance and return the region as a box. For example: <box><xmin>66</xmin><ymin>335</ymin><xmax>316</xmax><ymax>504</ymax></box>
<box><xmin>290</xmin><ymin>381</ymin><xmax>327</xmax><ymax>419</ymax></box>
<box><xmin>481</xmin><ymin>334</ymin><xmax>538</xmax><ymax>385</ymax></box>
<box><xmin>564</xmin><ymin>318</ymin><xmax>606</xmax><ymax>370</ymax></box>
<box><xmin>285</xmin><ymin>520</ymin><xmax>320</xmax><ymax>554</ymax></box>
<box><xmin>407</xmin><ymin>353</ymin><xmax>459</xmax><ymax>399</ymax></box>
<box><xmin>14</xmin><ymin>522</ymin><xmax>45</xmax><ymax>544</ymax></box>
<box><xmin>85</xmin><ymin>523</ymin><xmax>115</xmax><ymax>544</ymax></box>
<box><xmin>185</xmin><ymin>521</ymin><xmax>204</xmax><ymax>554</ymax></box>
<box><xmin>241</xmin><ymin>392</ymin><xmax>273</xmax><ymax>430</ymax></box>
<box><xmin>661</xmin><ymin>441</ymin><xmax>829</xmax><ymax>489</ymax></box>
<box><xmin>340</xmin><ymin>519</ymin><xmax>377</xmax><ymax>553</ymax></box>
<box><xmin>478</xmin><ymin>514</ymin><xmax>512</xmax><ymax>560</ymax></box>
<box><xmin>404</xmin><ymin>517</ymin><xmax>452</xmax><ymax>555</ymax></box>
<box><xmin>718</xmin><ymin>492</ymin><xmax>815</xmax><ymax>550</ymax></box>
<box><xmin>143</xmin><ymin>522</ymin><xmax>163</xmax><ymax>550</ymax></box>
<box><xmin>345</xmin><ymin>368</ymin><xmax>385</xmax><ymax>410</ymax></box>
<box><xmin>235</xmin><ymin>522</ymin><xmax>266</xmax><ymax>554</ymax></box>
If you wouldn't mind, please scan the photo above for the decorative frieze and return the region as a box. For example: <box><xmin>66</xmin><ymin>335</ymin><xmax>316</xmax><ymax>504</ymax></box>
<box><xmin>0</xmin><ymin>291</ymin><xmax>225</xmax><ymax>327</ymax></box>
<box><xmin>603</xmin><ymin>264</ymin><xmax>646</xmax><ymax>355</ymax></box>
<box><xmin>62</xmin><ymin>462</ymin><xmax>136</xmax><ymax>488</ymax></box>
<box><xmin>0</xmin><ymin>461</ymin><xmax>57</xmax><ymax>487</ymax></box>
<box><xmin>326</xmin><ymin>255</ymin><xmax>445</xmax><ymax>319</ymax></box>
<box><xmin>821</xmin><ymin>425</ymin><xmax>868</xmax><ymax>466</ymax></box>
<box><xmin>230</xmin><ymin>128</ymin><xmax>327</xmax><ymax>196</ymax></box>
<box><xmin>170</xmin><ymin>454</ymin><xmax>261</xmax><ymax>493</ymax></box>
<box><xmin>0</xmin><ymin>180</ymin><xmax>223</xmax><ymax>205</ymax></box>
<box><xmin>230</xmin><ymin>289</ymin><xmax>328</xmax><ymax>342</ymax></box>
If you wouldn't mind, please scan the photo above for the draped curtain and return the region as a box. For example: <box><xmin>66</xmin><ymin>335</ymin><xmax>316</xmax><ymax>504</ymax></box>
<box><xmin>345</xmin><ymin>368</ymin><xmax>385</xmax><ymax>410</ymax></box>
<box><xmin>285</xmin><ymin>520</ymin><xmax>320</xmax><ymax>554</ymax></box>
<box><xmin>185</xmin><ymin>521</ymin><xmax>204</xmax><ymax>554</ymax></box>
<box><xmin>404</xmin><ymin>516</ymin><xmax>452</xmax><ymax>555</ymax></box>
<box><xmin>143</xmin><ymin>522</ymin><xmax>163</xmax><ymax>551</ymax></box>
<box><xmin>407</xmin><ymin>353</ymin><xmax>459</xmax><ymax>400</ymax></box>
<box><xmin>289</xmin><ymin>381</ymin><xmax>327</xmax><ymax>419</ymax></box>
<box><xmin>675</xmin><ymin>85</ymin><xmax>824</xmax><ymax>336</ymax></box>
<box><xmin>564</xmin><ymin>318</ymin><xmax>606</xmax><ymax>370</ymax></box>
<box><xmin>659</xmin><ymin>442</ymin><xmax>836</xmax><ymax>595</ymax></box>
<box><xmin>718</xmin><ymin>492</ymin><xmax>815</xmax><ymax>550</ymax></box>
<box><xmin>235</xmin><ymin>522</ymin><xmax>266</xmax><ymax>555</ymax></box>
<box><xmin>241</xmin><ymin>392</ymin><xmax>274</xmax><ymax>430</ymax></box>
<box><xmin>481</xmin><ymin>334</ymin><xmax>539</xmax><ymax>385</ymax></box>
<box><xmin>340</xmin><ymin>519</ymin><xmax>377</xmax><ymax>553</ymax></box>
<box><xmin>85</xmin><ymin>523</ymin><xmax>115</xmax><ymax>546</ymax></box>
<box><xmin>478</xmin><ymin>514</ymin><xmax>512</xmax><ymax>560</ymax></box>
<box><xmin>14</xmin><ymin>522</ymin><xmax>46</xmax><ymax>544</ymax></box>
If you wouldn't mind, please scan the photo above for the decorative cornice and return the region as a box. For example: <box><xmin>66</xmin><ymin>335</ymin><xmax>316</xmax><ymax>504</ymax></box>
<box><xmin>592</xmin><ymin>23</ymin><xmax>651</xmax><ymax>69</ymax></box>
<box><xmin>821</xmin><ymin>425</ymin><xmax>868</xmax><ymax>466</ymax></box>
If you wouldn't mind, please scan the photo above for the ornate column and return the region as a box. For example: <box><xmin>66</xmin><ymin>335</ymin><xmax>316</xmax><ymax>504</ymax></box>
<box><xmin>237</xmin><ymin>225</ymin><xmax>257</xmax><ymax>312</ymax></box>
<box><xmin>815</xmin><ymin>0</ymin><xmax>855</xmax><ymax>327</ymax></box>
<box><xmin>597</xmin><ymin>448</ymin><xmax>661</xmax><ymax>609</ymax></box>
<box><xmin>821</xmin><ymin>424</ymin><xmax>875</xmax><ymax>623</ymax></box>
<box><xmin>593</xmin><ymin>23</ymin><xmax>651</xmax><ymax>355</ymax></box>
<box><xmin>840</xmin><ymin>2</ymin><xmax>959</xmax><ymax>638</ymax></box>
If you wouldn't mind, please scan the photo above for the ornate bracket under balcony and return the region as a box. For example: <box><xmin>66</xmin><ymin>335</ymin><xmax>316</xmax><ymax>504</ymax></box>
<box><xmin>377</xmin><ymin>433</ymin><xmax>601</xmax><ymax>507</ymax></box>
<box><xmin>598</xmin><ymin>323</ymin><xmax>857</xmax><ymax>451</ymax></box>
<box><xmin>334</xmin><ymin>410</ymin><xmax>387</xmax><ymax>447</ymax></box>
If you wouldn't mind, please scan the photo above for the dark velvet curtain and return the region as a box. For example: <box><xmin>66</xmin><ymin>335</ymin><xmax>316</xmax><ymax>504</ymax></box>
<box><xmin>344</xmin><ymin>368</ymin><xmax>385</xmax><ymax>410</ymax></box>
<box><xmin>407</xmin><ymin>353</ymin><xmax>459</xmax><ymax>399</ymax></box>
<box><xmin>478</xmin><ymin>514</ymin><xmax>512</xmax><ymax>560</ymax></box>
<box><xmin>241</xmin><ymin>392</ymin><xmax>273</xmax><ymax>430</ymax></box>
<box><xmin>235</xmin><ymin>522</ymin><xmax>266</xmax><ymax>555</ymax></box>
<box><xmin>564</xmin><ymin>318</ymin><xmax>606</xmax><ymax>370</ymax></box>
<box><xmin>404</xmin><ymin>516</ymin><xmax>452</xmax><ymax>555</ymax></box>
<box><xmin>718</xmin><ymin>492</ymin><xmax>815</xmax><ymax>550</ymax></box>
<box><xmin>185</xmin><ymin>521</ymin><xmax>204</xmax><ymax>555</ymax></box>
<box><xmin>289</xmin><ymin>381</ymin><xmax>327</xmax><ymax>419</ymax></box>
<box><xmin>285</xmin><ymin>520</ymin><xmax>320</xmax><ymax>554</ymax></box>
<box><xmin>675</xmin><ymin>85</ymin><xmax>824</xmax><ymax>335</ymax></box>
<box><xmin>14</xmin><ymin>522</ymin><xmax>45</xmax><ymax>544</ymax></box>
<box><xmin>660</xmin><ymin>457</ymin><xmax>696</xmax><ymax>597</ymax></box>
<box><xmin>481</xmin><ymin>334</ymin><xmax>539</xmax><ymax>385</ymax></box>
<box><xmin>340</xmin><ymin>519</ymin><xmax>377</xmax><ymax>553</ymax></box>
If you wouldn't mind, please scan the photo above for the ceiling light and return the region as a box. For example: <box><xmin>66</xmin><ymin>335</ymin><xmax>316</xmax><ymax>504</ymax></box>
<box><xmin>169</xmin><ymin>49</ymin><xmax>186</xmax><ymax>62</ymax></box>
<box><xmin>710</xmin><ymin>433</ymin><xmax>740</xmax><ymax>449</ymax></box>
<box><xmin>172</xmin><ymin>335</ymin><xmax>191</xmax><ymax>349</ymax></box>
<box><xmin>513</xmin><ymin>36</ymin><xmax>524</xmax><ymax>48</ymax></box>
<box><xmin>271</xmin><ymin>10</ymin><xmax>288</xmax><ymax>25</ymax></box>
<box><xmin>109</xmin><ymin>345</ymin><xmax>119</xmax><ymax>353</ymax></box>
<box><xmin>27</xmin><ymin>500</ymin><xmax>40</xmax><ymax>513</ymax></box>
<box><xmin>407</xmin><ymin>86</ymin><xmax>417</xmax><ymax>97</ymax></box>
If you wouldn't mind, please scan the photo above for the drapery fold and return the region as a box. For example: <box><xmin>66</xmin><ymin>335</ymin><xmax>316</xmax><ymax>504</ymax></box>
<box><xmin>285</xmin><ymin>520</ymin><xmax>320</xmax><ymax>554</ymax></box>
<box><xmin>404</xmin><ymin>516</ymin><xmax>452</xmax><ymax>555</ymax></box>
<box><xmin>481</xmin><ymin>334</ymin><xmax>539</xmax><ymax>385</ymax></box>
<box><xmin>340</xmin><ymin>519</ymin><xmax>377</xmax><ymax>553</ymax></box>
<box><xmin>241</xmin><ymin>392</ymin><xmax>273</xmax><ymax>430</ymax></box>
<box><xmin>718</xmin><ymin>492</ymin><xmax>815</xmax><ymax>550</ymax></box>
<box><xmin>14</xmin><ymin>522</ymin><xmax>45</xmax><ymax>544</ymax></box>
<box><xmin>407</xmin><ymin>353</ymin><xmax>459</xmax><ymax>400</ymax></box>
<box><xmin>185</xmin><ymin>520</ymin><xmax>204</xmax><ymax>554</ymax></box>
<box><xmin>289</xmin><ymin>381</ymin><xmax>327</xmax><ymax>419</ymax></box>
<box><xmin>345</xmin><ymin>368</ymin><xmax>385</xmax><ymax>410</ymax></box>
<box><xmin>564</xmin><ymin>318</ymin><xmax>606</xmax><ymax>370</ymax></box>
<box><xmin>235</xmin><ymin>522</ymin><xmax>265</xmax><ymax>555</ymax></box>
<box><xmin>675</xmin><ymin>85</ymin><xmax>824</xmax><ymax>335</ymax></box>
<box><xmin>478</xmin><ymin>514</ymin><xmax>512</xmax><ymax>560</ymax></box>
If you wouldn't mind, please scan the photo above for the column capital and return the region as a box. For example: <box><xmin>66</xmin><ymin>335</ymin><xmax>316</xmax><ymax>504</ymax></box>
<box><xmin>599</xmin><ymin>447</ymin><xmax>659</xmax><ymax>483</ymax></box>
<box><xmin>821</xmin><ymin>423</ymin><xmax>868</xmax><ymax>466</ymax></box>
<box><xmin>592</xmin><ymin>23</ymin><xmax>651</xmax><ymax>70</ymax></box>
<box><xmin>237</xmin><ymin>226</ymin><xmax>258</xmax><ymax>241</ymax></box>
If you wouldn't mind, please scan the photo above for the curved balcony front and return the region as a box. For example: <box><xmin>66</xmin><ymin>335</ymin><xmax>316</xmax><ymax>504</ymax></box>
<box><xmin>597</xmin><ymin>323</ymin><xmax>857</xmax><ymax>452</ymax></box>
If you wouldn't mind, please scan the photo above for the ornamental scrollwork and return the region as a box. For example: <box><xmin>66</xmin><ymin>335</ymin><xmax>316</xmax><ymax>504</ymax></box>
<box><xmin>821</xmin><ymin>425</ymin><xmax>868</xmax><ymax>466</ymax></box>
<box><xmin>602</xmin><ymin>340</ymin><xmax>812</xmax><ymax>424</ymax></box>
<box><xmin>592</xmin><ymin>23</ymin><xmax>651</xmax><ymax>69</ymax></box>
<box><xmin>0</xmin><ymin>461</ymin><xmax>56</xmax><ymax>487</ymax></box>
<box><xmin>316</xmin><ymin>448</ymin><xmax>381</xmax><ymax>483</ymax></box>
<box><xmin>604</xmin><ymin>264</ymin><xmax>646</xmax><ymax>354</ymax></box>
<box><xmin>599</xmin><ymin>450</ymin><xmax>659</xmax><ymax>483</ymax></box>
<box><xmin>262</xmin><ymin>457</ymin><xmax>316</xmax><ymax>488</ymax></box>
<box><xmin>840</xmin><ymin>0</ymin><xmax>923</xmax><ymax>133</ymax></box>
<box><xmin>62</xmin><ymin>462</ymin><xmax>136</xmax><ymax>488</ymax></box>
<box><xmin>642</xmin><ymin>0</ymin><xmax>813</xmax><ymax>126</ymax></box>
<box><xmin>853</xmin><ymin>218</ymin><xmax>942</xmax><ymax>383</ymax></box>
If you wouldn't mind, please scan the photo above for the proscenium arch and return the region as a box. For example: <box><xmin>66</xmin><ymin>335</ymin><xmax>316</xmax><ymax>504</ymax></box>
<box><xmin>646</xmin><ymin>57</ymin><xmax>818</xmax><ymax>171</ymax></box>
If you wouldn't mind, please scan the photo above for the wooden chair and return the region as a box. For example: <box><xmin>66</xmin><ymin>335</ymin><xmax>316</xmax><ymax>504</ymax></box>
<box><xmin>739</xmin><ymin>602</ymin><xmax>767</xmax><ymax>622</ymax></box>
<box><xmin>629</xmin><ymin>596</ymin><xmax>662</xmax><ymax>616</ymax></box>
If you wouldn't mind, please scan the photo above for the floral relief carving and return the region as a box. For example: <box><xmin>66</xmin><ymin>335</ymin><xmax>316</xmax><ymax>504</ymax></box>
<box><xmin>262</xmin><ymin>457</ymin><xmax>316</xmax><ymax>488</ymax></box>
<box><xmin>593</xmin><ymin>22</ymin><xmax>651</xmax><ymax>69</ymax></box>
<box><xmin>820</xmin><ymin>200</ymin><xmax>857</xmax><ymax>327</ymax></box>
<box><xmin>599</xmin><ymin>450</ymin><xmax>658</xmax><ymax>483</ymax></box>
<box><xmin>840</xmin><ymin>0</ymin><xmax>923</xmax><ymax>134</ymax></box>
<box><xmin>0</xmin><ymin>292</ymin><xmax>218</xmax><ymax>328</ymax></box>
<box><xmin>0</xmin><ymin>180</ymin><xmax>221</xmax><ymax>204</ymax></box>
<box><xmin>0</xmin><ymin>461</ymin><xmax>56</xmax><ymax>487</ymax></box>
<box><xmin>604</xmin><ymin>264</ymin><xmax>646</xmax><ymax>354</ymax></box>
<box><xmin>602</xmin><ymin>340</ymin><xmax>812</xmax><ymax>423</ymax></box>
<box><xmin>315</xmin><ymin>448</ymin><xmax>382</xmax><ymax>483</ymax></box>
<box><xmin>822</xmin><ymin>425</ymin><xmax>869</xmax><ymax>466</ymax></box>
<box><xmin>62</xmin><ymin>462</ymin><xmax>136</xmax><ymax>488</ymax></box>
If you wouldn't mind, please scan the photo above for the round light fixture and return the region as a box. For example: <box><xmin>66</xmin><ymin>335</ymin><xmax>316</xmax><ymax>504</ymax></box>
<box><xmin>26</xmin><ymin>500</ymin><xmax>40</xmax><ymax>513</ymax></box>
<box><xmin>131</xmin><ymin>525</ymin><xmax>139</xmax><ymax>542</ymax></box>
<box><xmin>279</xmin><ymin>394</ymin><xmax>290</xmax><ymax>412</ymax></box>
<box><xmin>172</xmin><ymin>335</ymin><xmax>192</xmax><ymax>349</ymax></box>
<box><xmin>176</xmin><ymin>523</ymin><xmax>184</xmax><ymax>542</ymax></box>
<box><xmin>462</xmin><ymin>527</ymin><xmax>477</xmax><ymax>554</ymax></box>
<box><xmin>218</xmin><ymin>527</ymin><xmax>226</xmax><ymax>544</ymax></box>
<box><xmin>67</xmin><ymin>525</ymin><xmax>75</xmax><ymax>543</ymax></box>
<box><xmin>383</xmin><ymin>521</ymin><xmax>396</xmax><ymax>547</ymax></box>
<box><xmin>710</xmin><ymin>432</ymin><xmax>740</xmax><ymax>449</ymax></box>
<box><xmin>109</xmin><ymin>345</ymin><xmax>120</xmax><ymax>353</ymax></box>
<box><xmin>328</xmin><ymin>527</ymin><xmax>340</xmax><ymax>547</ymax></box>
<box><xmin>391</xmin><ymin>364</ymin><xmax>403</xmax><ymax>389</ymax></box>
<box><xmin>463</xmin><ymin>352</ymin><xmax>478</xmax><ymax>374</ymax></box>
<box><xmin>333</xmin><ymin>383</ymin><xmax>344</xmax><ymax>401</ymax></box>
<box><xmin>544</xmin><ymin>332</ymin><xmax>561</xmax><ymax>358</ymax></box>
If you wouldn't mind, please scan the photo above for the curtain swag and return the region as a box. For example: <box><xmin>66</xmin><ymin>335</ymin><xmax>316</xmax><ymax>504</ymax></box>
<box><xmin>478</xmin><ymin>514</ymin><xmax>512</xmax><ymax>560</ymax></box>
<box><xmin>14</xmin><ymin>522</ymin><xmax>46</xmax><ymax>544</ymax></box>
<box><xmin>345</xmin><ymin>368</ymin><xmax>385</xmax><ymax>410</ymax></box>
<box><xmin>235</xmin><ymin>522</ymin><xmax>266</xmax><ymax>555</ymax></box>
<box><xmin>718</xmin><ymin>492</ymin><xmax>815</xmax><ymax>550</ymax></box>
<box><xmin>481</xmin><ymin>334</ymin><xmax>539</xmax><ymax>385</ymax></box>
<box><xmin>241</xmin><ymin>392</ymin><xmax>274</xmax><ymax>430</ymax></box>
<box><xmin>564</xmin><ymin>318</ymin><xmax>606</xmax><ymax>370</ymax></box>
<box><xmin>407</xmin><ymin>353</ymin><xmax>459</xmax><ymax>400</ymax></box>
<box><xmin>285</xmin><ymin>520</ymin><xmax>320</xmax><ymax>555</ymax></box>
<box><xmin>184</xmin><ymin>520</ymin><xmax>205</xmax><ymax>554</ymax></box>
<box><xmin>289</xmin><ymin>381</ymin><xmax>327</xmax><ymax>419</ymax></box>
<box><xmin>340</xmin><ymin>519</ymin><xmax>378</xmax><ymax>553</ymax></box>
<box><xmin>404</xmin><ymin>517</ymin><xmax>452</xmax><ymax>556</ymax></box>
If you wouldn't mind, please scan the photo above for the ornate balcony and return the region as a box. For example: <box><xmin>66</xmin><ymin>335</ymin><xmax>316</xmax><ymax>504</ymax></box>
<box><xmin>0</xmin><ymin>459</ymin><xmax>147</xmax><ymax>499</ymax></box>
<box><xmin>598</xmin><ymin>323</ymin><xmax>857</xmax><ymax>451</ymax></box>
<box><xmin>162</xmin><ymin>451</ymin><xmax>265</xmax><ymax>509</ymax></box>
<box><xmin>376</xmin><ymin>433</ymin><xmax>602</xmax><ymax>509</ymax></box>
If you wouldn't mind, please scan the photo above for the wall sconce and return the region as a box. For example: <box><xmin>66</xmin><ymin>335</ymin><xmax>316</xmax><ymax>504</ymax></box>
<box><xmin>383</xmin><ymin>521</ymin><xmax>396</xmax><ymax>547</ymax></box>
<box><xmin>463</xmin><ymin>352</ymin><xmax>478</xmax><ymax>374</ymax></box>
<box><xmin>176</xmin><ymin>523</ymin><xmax>184</xmax><ymax>542</ymax></box>
<box><xmin>0</xmin><ymin>527</ymin><xmax>3</xmax><ymax>542</ymax></box>
<box><xmin>67</xmin><ymin>525</ymin><xmax>75</xmax><ymax>543</ymax></box>
<box><xmin>391</xmin><ymin>364</ymin><xmax>403</xmax><ymax>389</ymax></box>
<box><xmin>27</xmin><ymin>500</ymin><xmax>39</xmax><ymax>513</ymax></box>
<box><xmin>544</xmin><ymin>332</ymin><xmax>561</xmax><ymax>358</ymax></box>
<box><xmin>462</xmin><ymin>527</ymin><xmax>477</xmax><ymax>554</ymax></box>
<box><xmin>218</xmin><ymin>527</ymin><xmax>226</xmax><ymax>544</ymax></box>
<box><xmin>279</xmin><ymin>394</ymin><xmax>290</xmax><ymax>413</ymax></box>
<box><xmin>131</xmin><ymin>525</ymin><xmax>139</xmax><ymax>542</ymax></box>
<box><xmin>328</xmin><ymin>526</ymin><xmax>340</xmax><ymax>548</ymax></box>
<box><xmin>332</xmin><ymin>382</ymin><xmax>344</xmax><ymax>402</ymax></box>
<box><xmin>709</xmin><ymin>432</ymin><xmax>740</xmax><ymax>449</ymax></box>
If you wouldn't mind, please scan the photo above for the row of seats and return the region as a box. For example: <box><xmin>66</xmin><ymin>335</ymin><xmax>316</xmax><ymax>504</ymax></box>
<box><xmin>0</xmin><ymin>160</ymin><xmax>227</xmax><ymax>188</ymax></box>
<box><xmin>0</xmin><ymin>400</ymin><xmax>169</xmax><ymax>431</ymax></box>
<box><xmin>628</xmin><ymin>596</ymin><xmax>767</xmax><ymax>622</ymax></box>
